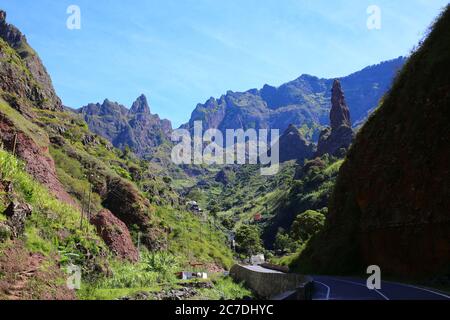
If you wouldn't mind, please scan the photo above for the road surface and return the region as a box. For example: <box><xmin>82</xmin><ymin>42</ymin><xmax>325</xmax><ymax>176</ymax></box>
<box><xmin>241</xmin><ymin>266</ymin><xmax>450</xmax><ymax>300</ymax></box>
<box><xmin>313</xmin><ymin>275</ymin><xmax>450</xmax><ymax>300</ymax></box>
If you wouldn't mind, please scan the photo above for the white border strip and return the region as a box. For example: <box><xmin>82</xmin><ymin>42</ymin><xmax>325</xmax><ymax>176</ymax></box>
<box><xmin>314</xmin><ymin>281</ymin><xmax>331</xmax><ymax>300</ymax></box>
<box><xmin>328</xmin><ymin>278</ymin><xmax>390</xmax><ymax>300</ymax></box>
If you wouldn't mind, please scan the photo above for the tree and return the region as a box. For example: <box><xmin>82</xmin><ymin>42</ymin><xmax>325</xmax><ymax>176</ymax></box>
<box><xmin>291</xmin><ymin>210</ymin><xmax>325</xmax><ymax>242</ymax></box>
<box><xmin>221</xmin><ymin>216</ymin><xmax>235</xmax><ymax>230</ymax></box>
<box><xmin>235</xmin><ymin>225</ymin><xmax>263</xmax><ymax>256</ymax></box>
<box><xmin>274</xmin><ymin>229</ymin><xmax>291</xmax><ymax>253</ymax></box>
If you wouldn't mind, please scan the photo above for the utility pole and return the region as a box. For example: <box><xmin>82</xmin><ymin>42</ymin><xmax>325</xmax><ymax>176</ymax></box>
<box><xmin>86</xmin><ymin>184</ymin><xmax>92</xmax><ymax>234</ymax></box>
<box><xmin>209</xmin><ymin>218</ymin><xmax>212</xmax><ymax>242</ymax></box>
<box><xmin>80</xmin><ymin>188</ymin><xmax>86</xmax><ymax>230</ymax></box>
<box><xmin>85</xmin><ymin>166</ymin><xmax>93</xmax><ymax>234</ymax></box>
<box><xmin>12</xmin><ymin>133</ymin><xmax>17</xmax><ymax>156</ymax></box>
<box><xmin>137</xmin><ymin>232</ymin><xmax>141</xmax><ymax>261</ymax></box>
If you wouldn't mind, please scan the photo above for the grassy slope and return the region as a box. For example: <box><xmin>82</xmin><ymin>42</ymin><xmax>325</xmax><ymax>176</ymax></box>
<box><xmin>0</xmin><ymin>97</ymin><xmax>241</xmax><ymax>300</ymax></box>
<box><xmin>0</xmin><ymin>30</ymin><xmax>240</xmax><ymax>298</ymax></box>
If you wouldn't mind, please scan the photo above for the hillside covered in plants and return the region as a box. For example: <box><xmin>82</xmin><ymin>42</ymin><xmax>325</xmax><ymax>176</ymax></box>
<box><xmin>1</xmin><ymin>2</ymin><xmax>449</xmax><ymax>302</ymax></box>
<box><xmin>0</xmin><ymin>10</ymin><xmax>245</xmax><ymax>300</ymax></box>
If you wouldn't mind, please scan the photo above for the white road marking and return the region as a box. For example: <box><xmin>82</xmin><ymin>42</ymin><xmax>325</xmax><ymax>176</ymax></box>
<box><xmin>314</xmin><ymin>281</ymin><xmax>331</xmax><ymax>300</ymax></box>
<box><xmin>327</xmin><ymin>278</ymin><xmax>390</xmax><ymax>300</ymax></box>
<box><xmin>382</xmin><ymin>280</ymin><xmax>450</xmax><ymax>300</ymax></box>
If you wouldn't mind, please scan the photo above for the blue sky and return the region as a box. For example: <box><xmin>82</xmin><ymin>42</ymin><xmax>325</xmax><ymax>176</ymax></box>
<box><xmin>1</xmin><ymin>0</ymin><xmax>448</xmax><ymax>126</ymax></box>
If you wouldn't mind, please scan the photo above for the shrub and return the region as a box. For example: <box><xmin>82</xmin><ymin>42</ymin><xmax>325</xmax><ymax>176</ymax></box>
<box><xmin>235</xmin><ymin>224</ymin><xmax>263</xmax><ymax>256</ymax></box>
<box><xmin>290</xmin><ymin>210</ymin><xmax>325</xmax><ymax>242</ymax></box>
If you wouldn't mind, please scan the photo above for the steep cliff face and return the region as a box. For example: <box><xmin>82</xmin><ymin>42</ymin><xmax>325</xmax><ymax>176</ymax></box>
<box><xmin>79</xmin><ymin>95</ymin><xmax>172</xmax><ymax>157</ymax></box>
<box><xmin>0</xmin><ymin>10</ymin><xmax>62</xmax><ymax>111</ymax></box>
<box><xmin>316</xmin><ymin>80</ymin><xmax>355</xmax><ymax>157</ymax></box>
<box><xmin>297</xmin><ymin>6</ymin><xmax>450</xmax><ymax>278</ymax></box>
<box><xmin>185</xmin><ymin>57</ymin><xmax>405</xmax><ymax>136</ymax></box>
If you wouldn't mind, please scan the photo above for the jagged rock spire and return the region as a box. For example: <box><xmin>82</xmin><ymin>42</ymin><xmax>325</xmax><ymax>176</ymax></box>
<box><xmin>0</xmin><ymin>10</ymin><xmax>6</xmax><ymax>23</ymax></box>
<box><xmin>316</xmin><ymin>80</ymin><xmax>355</xmax><ymax>157</ymax></box>
<box><xmin>130</xmin><ymin>94</ymin><xmax>150</xmax><ymax>114</ymax></box>
<box><xmin>330</xmin><ymin>79</ymin><xmax>351</xmax><ymax>129</ymax></box>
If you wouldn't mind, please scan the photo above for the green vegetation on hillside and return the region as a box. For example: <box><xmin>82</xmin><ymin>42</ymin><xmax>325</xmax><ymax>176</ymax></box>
<box><xmin>0</xmin><ymin>148</ymin><xmax>106</xmax><ymax>273</ymax></box>
<box><xmin>0</xmin><ymin>30</ymin><xmax>238</xmax><ymax>298</ymax></box>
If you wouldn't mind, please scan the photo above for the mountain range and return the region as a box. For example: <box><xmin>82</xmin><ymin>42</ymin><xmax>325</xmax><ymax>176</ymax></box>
<box><xmin>78</xmin><ymin>95</ymin><xmax>172</xmax><ymax>158</ymax></box>
<box><xmin>184</xmin><ymin>57</ymin><xmax>405</xmax><ymax>136</ymax></box>
<box><xmin>78</xmin><ymin>57</ymin><xmax>405</xmax><ymax>158</ymax></box>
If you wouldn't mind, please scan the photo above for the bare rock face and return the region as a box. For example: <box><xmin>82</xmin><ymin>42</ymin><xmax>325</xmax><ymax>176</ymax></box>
<box><xmin>279</xmin><ymin>124</ymin><xmax>314</xmax><ymax>163</ymax></box>
<box><xmin>78</xmin><ymin>95</ymin><xmax>172</xmax><ymax>157</ymax></box>
<box><xmin>130</xmin><ymin>94</ymin><xmax>151</xmax><ymax>115</ymax></box>
<box><xmin>102</xmin><ymin>177</ymin><xmax>168</xmax><ymax>251</ymax></box>
<box><xmin>0</xmin><ymin>115</ymin><xmax>76</xmax><ymax>207</ymax></box>
<box><xmin>316</xmin><ymin>79</ymin><xmax>355</xmax><ymax>157</ymax></box>
<box><xmin>0</xmin><ymin>10</ymin><xmax>62</xmax><ymax>111</ymax></box>
<box><xmin>3</xmin><ymin>201</ymin><xmax>32</xmax><ymax>238</ymax></box>
<box><xmin>330</xmin><ymin>80</ymin><xmax>351</xmax><ymax>129</ymax></box>
<box><xmin>90</xmin><ymin>209</ymin><xmax>139</xmax><ymax>262</ymax></box>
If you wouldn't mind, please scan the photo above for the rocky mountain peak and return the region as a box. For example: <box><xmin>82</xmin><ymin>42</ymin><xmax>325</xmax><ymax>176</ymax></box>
<box><xmin>330</xmin><ymin>79</ymin><xmax>351</xmax><ymax>129</ymax></box>
<box><xmin>185</xmin><ymin>59</ymin><xmax>405</xmax><ymax>135</ymax></box>
<box><xmin>79</xmin><ymin>94</ymin><xmax>172</xmax><ymax>157</ymax></box>
<box><xmin>0</xmin><ymin>10</ymin><xmax>6</xmax><ymax>22</ymax></box>
<box><xmin>0</xmin><ymin>10</ymin><xmax>62</xmax><ymax>111</ymax></box>
<box><xmin>0</xmin><ymin>10</ymin><xmax>26</xmax><ymax>50</ymax></box>
<box><xmin>316</xmin><ymin>80</ymin><xmax>355</xmax><ymax>157</ymax></box>
<box><xmin>130</xmin><ymin>94</ymin><xmax>150</xmax><ymax>115</ymax></box>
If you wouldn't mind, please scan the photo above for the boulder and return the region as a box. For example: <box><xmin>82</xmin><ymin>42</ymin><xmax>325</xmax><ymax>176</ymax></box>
<box><xmin>3</xmin><ymin>201</ymin><xmax>32</xmax><ymax>237</ymax></box>
<box><xmin>90</xmin><ymin>209</ymin><xmax>139</xmax><ymax>262</ymax></box>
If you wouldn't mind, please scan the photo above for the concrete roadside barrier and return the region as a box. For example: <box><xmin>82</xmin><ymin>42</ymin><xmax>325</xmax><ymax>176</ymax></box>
<box><xmin>230</xmin><ymin>264</ymin><xmax>313</xmax><ymax>300</ymax></box>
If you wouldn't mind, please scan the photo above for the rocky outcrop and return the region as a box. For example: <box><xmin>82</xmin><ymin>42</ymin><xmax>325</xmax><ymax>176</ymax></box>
<box><xmin>2</xmin><ymin>202</ymin><xmax>32</xmax><ymax>238</ymax></box>
<box><xmin>0</xmin><ymin>10</ymin><xmax>62</xmax><ymax>111</ymax></box>
<box><xmin>185</xmin><ymin>58</ymin><xmax>405</xmax><ymax>137</ymax></box>
<box><xmin>298</xmin><ymin>6</ymin><xmax>450</xmax><ymax>279</ymax></box>
<box><xmin>330</xmin><ymin>80</ymin><xmax>351</xmax><ymax>129</ymax></box>
<box><xmin>316</xmin><ymin>80</ymin><xmax>355</xmax><ymax>157</ymax></box>
<box><xmin>278</xmin><ymin>124</ymin><xmax>314</xmax><ymax>163</ymax></box>
<box><xmin>0</xmin><ymin>114</ymin><xmax>77</xmax><ymax>207</ymax></box>
<box><xmin>90</xmin><ymin>209</ymin><xmax>139</xmax><ymax>262</ymax></box>
<box><xmin>102</xmin><ymin>177</ymin><xmax>168</xmax><ymax>251</ymax></box>
<box><xmin>78</xmin><ymin>95</ymin><xmax>172</xmax><ymax>157</ymax></box>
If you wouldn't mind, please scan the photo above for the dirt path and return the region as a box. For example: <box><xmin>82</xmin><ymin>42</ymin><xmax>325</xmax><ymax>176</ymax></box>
<box><xmin>0</xmin><ymin>241</ymin><xmax>75</xmax><ymax>300</ymax></box>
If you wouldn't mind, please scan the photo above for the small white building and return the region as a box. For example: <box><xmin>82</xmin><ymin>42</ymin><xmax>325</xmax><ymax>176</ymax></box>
<box><xmin>178</xmin><ymin>271</ymin><xmax>208</xmax><ymax>280</ymax></box>
<box><xmin>250</xmin><ymin>254</ymin><xmax>265</xmax><ymax>265</ymax></box>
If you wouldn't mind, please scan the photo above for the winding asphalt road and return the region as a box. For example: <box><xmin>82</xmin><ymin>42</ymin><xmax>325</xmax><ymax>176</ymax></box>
<box><xmin>312</xmin><ymin>275</ymin><xmax>450</xmax><ymax>300</ymax></box>
<box><xmin>241</xmin><ymin>265</ymin><xmax>450</xmax><ymax>300</ymax></box>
